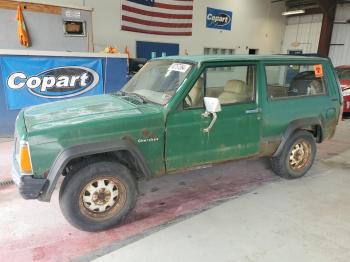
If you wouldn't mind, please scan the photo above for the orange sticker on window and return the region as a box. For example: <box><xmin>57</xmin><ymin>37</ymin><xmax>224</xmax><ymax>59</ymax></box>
<box><xmin>314</xmin><ymin>64</ymin><xmax>324</xmax><ymax>78</ymax></box>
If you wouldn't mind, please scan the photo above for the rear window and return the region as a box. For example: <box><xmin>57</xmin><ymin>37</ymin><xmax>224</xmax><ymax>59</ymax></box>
<box><xmin>265</xmin><ymin>64</ymin><xmax>327</xmax><ymax>100</ymax></box>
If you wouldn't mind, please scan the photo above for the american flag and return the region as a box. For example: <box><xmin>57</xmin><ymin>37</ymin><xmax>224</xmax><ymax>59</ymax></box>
<box><xmin>121</xmin><ymin>0</ymin><xmax>193</xmax><ymax>36</ymax></box>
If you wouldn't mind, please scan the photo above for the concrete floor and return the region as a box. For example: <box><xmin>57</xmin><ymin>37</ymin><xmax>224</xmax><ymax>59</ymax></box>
<box><xmin>0</xmin><ymin>138</ymin><xmax>11</xmax><ymax>182</ymax></box>
<box><xmin>0</xmin><ymin>120</ymin><xmax>349</xmax><ymax>261</ymax></box>
<box><xmin>95</xmin><ymin>164</ymin><xmax>350</xmax><ymax>262</ymax></box>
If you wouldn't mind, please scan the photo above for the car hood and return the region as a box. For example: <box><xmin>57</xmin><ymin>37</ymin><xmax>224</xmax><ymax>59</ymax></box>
<box><xmin>23</xmin><ymin>94</ymin><xmax>160</xmax><ymax>133</ymax></box>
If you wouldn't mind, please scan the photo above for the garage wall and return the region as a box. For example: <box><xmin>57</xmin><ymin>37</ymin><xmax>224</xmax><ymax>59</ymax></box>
<box><xmin>329</xmin><ymin>4</ymin><xmax>350</xmax><ymax>67</ymax></box>
<box><xmin>281</xmin><ymin>3</ymin><xmax>350</xmax><ymax>64</ymax></box>
<box><xmin>281</xmin><ymin>14</ymin><xmax>323</xmax><ymax>54</ymax></box>
<box><xmin>0</xmin><ymin>7</ymin><xmax>93</xmax><ymax>52</ymax></box>
<box><xmin>29</xmin><ymin>0</ymin><xmax>286</xmax><ymax>56</ymax></box>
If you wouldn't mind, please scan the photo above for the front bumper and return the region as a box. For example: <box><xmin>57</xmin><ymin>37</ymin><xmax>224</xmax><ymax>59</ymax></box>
<box><xmin>12</xmin><ymin>161</ymin><xmax>48</xmax><ymax>200</ymax></box>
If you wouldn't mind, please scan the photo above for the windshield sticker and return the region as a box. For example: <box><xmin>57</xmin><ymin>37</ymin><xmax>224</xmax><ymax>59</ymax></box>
<box><xmin>314</xmin><ymin>64</ymin><xmax>324</xmax><ymax>78</ymax></box>
<box><xmin>168</xmin><ymin>63</ymin><xmax>191</xmax><ymax>73</ymax></box>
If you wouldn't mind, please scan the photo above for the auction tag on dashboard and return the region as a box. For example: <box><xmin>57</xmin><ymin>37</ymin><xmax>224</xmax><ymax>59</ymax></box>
<box><xmin>168</xmin><ymin>63</ymin><xmax>191</xmax><ymax>73</ymax></box>
<box><xmin>314</xmin><ymin>64</ymin><xmax>324</xmax><ymax>78</ymax></box>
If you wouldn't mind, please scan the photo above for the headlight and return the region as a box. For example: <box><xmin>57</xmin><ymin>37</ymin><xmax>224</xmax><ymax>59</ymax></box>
<box><xmin>19</xmin><ymin>141</ymin><xmax>33</xmax><ymax>175</ymax></box>
<box><xmin>343</xmin><ymin>89</ymin><xmax>350</xmax><ymax>96</ymax></box>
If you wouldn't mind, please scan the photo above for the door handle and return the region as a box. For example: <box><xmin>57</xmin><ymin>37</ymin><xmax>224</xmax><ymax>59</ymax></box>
<box><xmin>246</xmin><ymin>108</ymin><xmax>262</xmax><ymax>114</ymax></box>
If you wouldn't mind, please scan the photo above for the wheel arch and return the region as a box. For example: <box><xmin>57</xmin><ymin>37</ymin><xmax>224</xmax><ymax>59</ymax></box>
<box><xmin>39</xmin><ymin>139</ymin><xmax>151</xmax><ymax>202</ymax></box>
<box><xmin>273</xmin><ymin>117</ymin><xmax>323</xmax><ymax>157</ymax></box>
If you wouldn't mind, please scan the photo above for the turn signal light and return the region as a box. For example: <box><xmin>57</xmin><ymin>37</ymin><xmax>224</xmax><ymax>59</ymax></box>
<box><xmin>19</xmin><ymin>142</ymin><xmax>33</xmax><ymax>174</ymax></box>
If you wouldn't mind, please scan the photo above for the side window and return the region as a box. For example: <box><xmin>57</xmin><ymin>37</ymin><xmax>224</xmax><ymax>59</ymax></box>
<box><xmin>265</xmin><ymin>64</ymin><xmax>327</xmax><ymax>100</ymax></box>
<box><xmin>185</xmin><ymin>75</ymin><xmax>205</xmax><ymax>108</ymax></box>
<box><xmin>184</xmin><ymin>65</ymin><xmax>256</xmax><ymax>109</ymax></box>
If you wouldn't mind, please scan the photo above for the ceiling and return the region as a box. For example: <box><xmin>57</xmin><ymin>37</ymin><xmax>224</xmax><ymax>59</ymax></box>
<box><xmin>284</xmin><ymin>0</ymin><xmax>319</xmax><ymax>9</ymax></box>
<box><xmin>272</xmin><ymin>0</ymin><xmax>350</xmax><ymax>11</ymax></box>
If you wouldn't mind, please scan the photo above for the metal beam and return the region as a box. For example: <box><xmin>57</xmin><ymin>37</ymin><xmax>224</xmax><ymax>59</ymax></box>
<box><xmin>317</xmin><ymin>0</ymin><xmax>337</xmax><ymax>56</ymax></box>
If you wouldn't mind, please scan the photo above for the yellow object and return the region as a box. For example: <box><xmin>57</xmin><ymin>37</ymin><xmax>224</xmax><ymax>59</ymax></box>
<box><xmin>19</xmin><ymin>142</ymin><xmax>33</xmax><ymax>174</ymax></box>
<box><xmin>16</xmin><ymin>6</ymin><xmax>30</xmax><ymax>47</ymax></box>
<box><xmin>184</xmin><ymin>49</ymin><xmax>189</xmax><ymax>56</ymax></box>
<box><xmin>103</xmin><ymin>45</ymin><xmax>118</xmax><ymax>54</ymax></box>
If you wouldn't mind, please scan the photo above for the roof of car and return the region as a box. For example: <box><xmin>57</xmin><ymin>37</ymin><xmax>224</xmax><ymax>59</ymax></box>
<box><xmin>336</xmin><ymin>65</ymin><xmax>350</xmax><ymax>69</ymax></box>
<box><xmin>154</xmin><ymin>54</ymin><xmax>329</xmax><ymax>63</ymax></box>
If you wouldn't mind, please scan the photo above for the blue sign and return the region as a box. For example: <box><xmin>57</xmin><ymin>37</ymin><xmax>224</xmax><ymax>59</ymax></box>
<box><xmin>206</xmin><ymin>7</ymin><xmax>232</xmax><ymax>31</ymax></box>
<box><xmin>1</xmin><ymin>57</ymin><xmax>104</xmax><ymax>110</ymax></box>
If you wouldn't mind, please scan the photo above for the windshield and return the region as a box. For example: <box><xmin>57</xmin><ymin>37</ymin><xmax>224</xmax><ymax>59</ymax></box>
<box><xmin>336</xmin><ymin>68</ymin><xmax>350</xmax><ymax>80</ymax></box>
<box><xmin>122</xmin><ymin>60</ymin><xmax>193</xmax><ymax>105</ymax></box>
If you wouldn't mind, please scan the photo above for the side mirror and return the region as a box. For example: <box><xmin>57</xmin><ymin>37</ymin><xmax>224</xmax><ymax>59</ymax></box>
<box><xmin>202</xmin><ymin>97</ymin><xmax>221</xmax><ymax>133</ymax></box>
<box><xmin>204</xmin><ymin>97</ymin><xmax>221</xmax><ymax>113</ymax></box>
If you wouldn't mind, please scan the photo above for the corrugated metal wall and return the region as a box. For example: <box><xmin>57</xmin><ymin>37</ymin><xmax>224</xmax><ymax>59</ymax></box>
<box><xmin>329</xmin><ymin>24</ymin><xmax>350</xmax><ymax>67</ymax></box>
<box><xmin>281</xmin><ymin>14</ymin><xmax>323</xmax><ymax>54</ymax></box>
<box><xmin>329</xmin><ymin>4</ymin><xmax>350</xmax><ymax>67</ymax></box>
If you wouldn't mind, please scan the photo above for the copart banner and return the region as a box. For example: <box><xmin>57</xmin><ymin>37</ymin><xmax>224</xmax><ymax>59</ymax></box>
<box><xmin>1</xmin><ymin>56</ymin><xmax>104</xmax><ymax>110</ymax></box>
<box><xmin>206</xmin><ymin>7</ymin><xmax>232</xmax><ymax>31</ymax></box>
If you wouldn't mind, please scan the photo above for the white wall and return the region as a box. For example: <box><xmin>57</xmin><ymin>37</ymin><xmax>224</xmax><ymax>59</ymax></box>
<box><xmin>281</xmin><ymin>14</ymin><xmax>323</xmax><ymax>54</ymax></box>
<box><xmin>28</xmin><ymin>0</ymin><xmax>286</xmax><ymax>56</ymax></box>
<box><xmin>281</xmin><ymin>3</ymin><xmax>350</xmax><ymax>64</ymax></box>
<box><xmin>329</xmin><ymin>4</ymin><xmax>350</xmax><ymax>67</ymax></box>
<box><xmin>0</xmin><ymin>7</ymin><xmax>93</xmax><ymax>52</ymax></box>
<box><xmin>334</xmin><ymin>3</ymin><xmax>350</xmax><ymax>22</ymax></box>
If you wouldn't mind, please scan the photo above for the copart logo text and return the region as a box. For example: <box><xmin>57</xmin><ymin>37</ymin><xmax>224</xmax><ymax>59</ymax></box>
<box><xmin>7</xmin><ymin>66</ymin><xmax>99</xmax><ymax>98</ymax></box>
<box><xmin>207</xmin><ymin>13</ymin><xmax>231</xmax><ymax>26</ymax></box>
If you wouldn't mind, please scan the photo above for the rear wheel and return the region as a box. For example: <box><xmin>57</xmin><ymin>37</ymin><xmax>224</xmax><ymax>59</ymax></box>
<box><xmin>59</xmin><ymin>160</ymin><xmax>137</xmax><ymax>232</ymax></box>
<box><xmin>271</xmin><ymin>130</ymin><xmax>316</xmax><ymax>179</ymax></box>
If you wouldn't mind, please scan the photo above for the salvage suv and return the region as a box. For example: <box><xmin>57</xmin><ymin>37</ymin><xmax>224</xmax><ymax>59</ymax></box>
<box><xmin>12</xmin><ymin>55</ymin><xmax>342</xmax><ymax>232</ymax></box>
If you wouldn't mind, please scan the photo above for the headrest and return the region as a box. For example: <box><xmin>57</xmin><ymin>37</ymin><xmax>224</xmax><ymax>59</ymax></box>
<box><xmin>224</xmin><ymin>80</ymin><xmax>246</xmax><ymax>93</ymax></box>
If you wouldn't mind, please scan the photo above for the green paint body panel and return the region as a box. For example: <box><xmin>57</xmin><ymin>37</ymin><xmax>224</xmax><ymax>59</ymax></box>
<box><xmin>13</xmin><ymin>55</ymin><xmax>342</xmax><ymax>181</ymax></box>
<box><xmin>22</xmin><ymin>95</ymin><xmax>166</xmax><ymax>177</ymax></box>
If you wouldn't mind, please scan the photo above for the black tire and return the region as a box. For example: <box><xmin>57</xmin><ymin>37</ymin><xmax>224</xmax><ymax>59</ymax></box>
<box><xmin>59</xmin><ymin>160</ymin><xmax>137</xmax><ymax>232</ymax></box>
<box><xmin>271</xmin><ymin>130</ymin><xmax>316</xmax><ymax>179</ymax></box>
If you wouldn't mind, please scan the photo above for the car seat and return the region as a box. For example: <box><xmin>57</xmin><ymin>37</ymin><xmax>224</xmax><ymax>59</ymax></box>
<box><xmin>218</xmin><ymin>80</ymin><xmax>250</xmax><ymax>104</ymax></box>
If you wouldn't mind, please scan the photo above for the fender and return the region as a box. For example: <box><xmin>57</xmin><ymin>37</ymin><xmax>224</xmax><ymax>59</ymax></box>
<box><xmin>272</xmin><ymin>117</ymin><xmax>323</xmax><ymax>157</ymax></box>
<box><xmin>39</xmin><ymin>139</ymin><xmax>151</xmax><ymax>202</ymax></box>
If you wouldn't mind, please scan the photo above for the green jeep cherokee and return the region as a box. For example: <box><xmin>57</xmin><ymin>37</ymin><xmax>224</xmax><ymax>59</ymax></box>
<box><xmin>12</xmin><ymin>55</ymin><xmax>342</xmax><ymax>231</ymax></box>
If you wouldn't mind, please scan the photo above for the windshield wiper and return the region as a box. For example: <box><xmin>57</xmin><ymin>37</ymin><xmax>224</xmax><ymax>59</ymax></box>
<box><xmin>125</xmin><ymin>92</ymin><xmax>148</xmax><ymax>104</ymax></box>
<box><xmin>116</xmin><ymin>90</ymin><xmax>127</xmax><ymax>96</ymax></box>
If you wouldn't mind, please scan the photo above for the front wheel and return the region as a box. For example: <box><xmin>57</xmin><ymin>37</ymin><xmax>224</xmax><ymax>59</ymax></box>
<box><xmin>59</xmin><ymin>160</ymin><xmax>137</xmax><ymax>232</ymax></box>
<box><xmin>271</xmin><ymin>130</ymin><xmax>316</xmax><ymax>179</ymax></box>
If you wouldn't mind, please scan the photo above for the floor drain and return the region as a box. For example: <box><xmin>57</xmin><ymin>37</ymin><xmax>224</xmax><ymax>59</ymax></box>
<box><xmin>0</xmin><ymin>180</ymin><xmax>14</xmax><ymax>187</ymax></box>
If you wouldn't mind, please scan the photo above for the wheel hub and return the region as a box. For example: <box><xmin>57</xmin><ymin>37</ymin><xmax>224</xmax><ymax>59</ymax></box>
<box><xmin>80</xmin><ymin>178</ymin><xmax>121</xmax><ymax>213</ymax></box>
<box><xmin>92</xmin><ymin>188</ymin><xmax>112</xmax><ymax>205</ymax></box>
<box><xmin>289</xmin><ymin>140</ymin><xmax>311</xmax><ymax>171</ymax></box>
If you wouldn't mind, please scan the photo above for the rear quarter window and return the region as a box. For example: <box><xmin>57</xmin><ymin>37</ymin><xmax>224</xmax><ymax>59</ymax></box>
<box><xmin>265</xmin><ymin>64</ymin><xmax>328</xmax><ymax>100</ymax></box>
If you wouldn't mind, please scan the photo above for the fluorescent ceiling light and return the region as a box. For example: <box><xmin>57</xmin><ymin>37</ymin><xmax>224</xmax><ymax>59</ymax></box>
<box><xmin>282</xmin><ymin>9</ymin><xmax>306</xmax><ymax>16</ymax></box>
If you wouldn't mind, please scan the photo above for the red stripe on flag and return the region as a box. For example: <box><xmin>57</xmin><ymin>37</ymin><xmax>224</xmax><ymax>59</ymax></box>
<box><xmin>122</xmin><ymin>5</ymin><xmax>193</xmax><ymax>19</ymax></box>
<box><xmin>154</xmin><ymin>2</ymin><xmax>193</xmax><ymax>10</ymax></box>
<box><xmin>122</xmin><ymin>25</ymin><xmax>192</xmax><ymax>36</ymax></box>
<box><xmin>122</xmin><ymin>15</ymin><xmax>192</xmax><ymax>28</ymax></box>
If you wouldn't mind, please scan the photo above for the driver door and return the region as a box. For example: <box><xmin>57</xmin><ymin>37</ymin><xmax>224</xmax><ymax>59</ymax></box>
<box><xmin>165</xmin><ymin>62</ymin><xmax>261</xmax><ymax>172</ymax></box>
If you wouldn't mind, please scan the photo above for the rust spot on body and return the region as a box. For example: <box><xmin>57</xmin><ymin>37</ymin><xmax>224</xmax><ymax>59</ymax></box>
<box><xmin>259</xmin><ymin>140</ymin><xmax>280</xmax><ymax>157</ymax></box>
<box><xmin>122</xmin><ymin>135</ymin><xmax>135</xmax><ymax>144</ymax></box>
<box><xmin>142</xmin><ymin>128</ymin><xmax>157</xmax><ymax>139</ymax></box>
